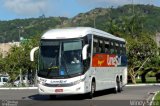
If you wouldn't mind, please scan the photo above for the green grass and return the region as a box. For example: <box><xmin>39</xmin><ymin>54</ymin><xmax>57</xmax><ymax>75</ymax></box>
<box><xmin>154</xmin><ymin>92</ymin><xmax>160</xmax><ymax>100</ymax></box>
<box><xmin>136</xmin><ymin>77</ymin><xmax>157</xmax><ymax>83</ymax></box>
<box><xmin>152</xmin><ymin>92</ymin><xmax>160</xmax><ymax>106</ymax></box>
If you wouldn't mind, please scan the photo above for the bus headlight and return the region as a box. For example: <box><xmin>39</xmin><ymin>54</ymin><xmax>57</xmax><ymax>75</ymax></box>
<box><xmin>38</xmin><ymin>78</ymin><xmax>47</xmax><ymax>85</ymax></box>
<box><xmin>71</xmin><ymin>76</ymin><xmax>86</xmax><ymax>85</ymax></box>
<box><xmin>72</xmin><ymin>80</ymin><xmax>81</xmax><ymax>85</ymax></box>
<box><xmin>76</xmin><ymin>87</ymin><xmax>81</xmax><ymax>91</ymax></box>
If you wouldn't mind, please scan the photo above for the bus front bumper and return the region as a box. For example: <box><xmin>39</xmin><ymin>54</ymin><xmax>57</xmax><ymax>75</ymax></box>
<box><xmin>38</xmin><ymin>82</ymin><xmax>87</xmax><ymax>95</ymax></box>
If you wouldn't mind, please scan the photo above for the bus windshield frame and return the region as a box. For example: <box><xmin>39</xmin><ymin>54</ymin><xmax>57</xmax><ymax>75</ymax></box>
<box><xmin>38</xmin><ymin>39</ymin><xmax>84</xmax><ymax>79</ymax></box>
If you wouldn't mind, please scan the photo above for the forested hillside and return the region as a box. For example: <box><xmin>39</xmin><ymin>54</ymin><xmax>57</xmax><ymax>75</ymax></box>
<box><xmin>0</xmin><ymin>4</ymin><xmax>160</xmax><ymax>42</ymax></box>
<box><xmin>0</xmin><ymin>17</ymin><xmax>68</xmax><ymax>42</ymax></box>
<box><xmin>69</xmin><ymin>4</ymin><xmax>160</xmax><ymax>35</ymax></box>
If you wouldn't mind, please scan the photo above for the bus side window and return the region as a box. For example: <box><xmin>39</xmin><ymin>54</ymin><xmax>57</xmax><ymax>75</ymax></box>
<box><xmin>104</xmin><ymin>40</ymin><xmax>110</xmax><ymax>54</ymax></box>
<box><xmin>99</xmin><ymin>40</ymin><xmax>104</xmax><ymax>53</ymax></box>
<box><xmin>93</xmin><ymin>38</ymin><xmax>98</xmax><ymax>54</ymax></box>
<box><xmin>122</xmin><ymin>43</ymin><xmax>126</xmax><ymax>55</ymax></box>
<box><xmin>3</xmin><ymin>78</ymin><xmax>8</xmax><ymax>82</ymax></box>
<box><xmin>119</xmin><ymin>43</ymin><xmax>123</xmax><ymax>55</ymax></box>
<box><xmin>119</xmin><ymin>42</ymin><xmax>126</xmax><ymax>55</ymax></box>
<box><xmin>102</xmin><ymin>40</ymin><xmax>105</xmax><ymax>53</ymax></box>
<box><xmin>110</xmin><ymin>41</ymin><xmax>115</xmax><ymax>54</ymax></box>
<box><xmin>115</xmin><ymin>42</ymin><xmax>120</xmax><ymax>54</ymax></box>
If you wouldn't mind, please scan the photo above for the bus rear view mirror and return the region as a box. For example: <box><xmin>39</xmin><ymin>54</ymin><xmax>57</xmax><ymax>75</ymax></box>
<box><xmin>30</xmin><ymin>47</ymin><xmax>39</xmax><ymax>61</ymax></box>
<box><xmin>82</xmin><ymin>44</ymin><xmax>89</xmax><ymax>60</ymax></box>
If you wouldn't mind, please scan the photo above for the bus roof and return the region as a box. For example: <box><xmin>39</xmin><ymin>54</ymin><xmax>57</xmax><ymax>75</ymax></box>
<box><xmin>41</xmin><ymin>27</ymin><xmax>125</xmax><ymax>42</ymax></box>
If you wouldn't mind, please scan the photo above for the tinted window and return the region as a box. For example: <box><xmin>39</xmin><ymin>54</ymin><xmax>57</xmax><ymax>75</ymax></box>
<box><xmin>3</xmin><ymin>78</ymin><xmax>8</xmax><ymax>82</ymax></box>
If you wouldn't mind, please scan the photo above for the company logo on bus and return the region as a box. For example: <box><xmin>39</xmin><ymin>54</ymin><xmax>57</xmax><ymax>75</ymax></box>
<box><xmin>50</xmin><ymin>80</ymin><xmax>67</xmax><ymax>84</ymax></box>
<box><xmin>92</xmin><ymin>54</ymin><xmax>127</xmax><ymax>67</ymax></box>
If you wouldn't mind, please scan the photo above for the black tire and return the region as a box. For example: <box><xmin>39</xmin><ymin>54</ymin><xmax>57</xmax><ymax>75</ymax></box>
<box><xmin>113</xmin><ymin>78</ymin><xmax>121</xmax><ymax>93</ymax></box>
<box><xmin>49</xmin><ymin>95</ymin><xmax>56</xmax><ymax>100</ymax></box>
<box><xmin>117</xmin><ymin>80</ymin><xmax>122</xmax><ymax>92</ymax></box>
<box><xmin>87</xmin><ymin>81</ymin><xmax>95</xmax><ymax>99</ymax></box>
<box><xmin>113</xmin><ymin>82</ymin><xmax>118</xmax><ymax>93</ymax></box>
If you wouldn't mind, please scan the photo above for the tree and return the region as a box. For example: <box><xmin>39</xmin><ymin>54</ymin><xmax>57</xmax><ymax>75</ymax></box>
<box><xmin>126</xmin><ymin>34</ymin><xmax>157</xmax><ymax>83</ymax></box>
<box><xmin>2</xmin><ymin>35</ymin><xmax>40</xmax><ymax>81</ymax></box>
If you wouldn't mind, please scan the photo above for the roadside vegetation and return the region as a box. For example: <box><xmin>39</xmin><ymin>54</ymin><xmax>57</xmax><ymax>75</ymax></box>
<box><xmin>135</xmin><ymin>77</ymin><xmax>157</xmax><ymax>83</ymax></box>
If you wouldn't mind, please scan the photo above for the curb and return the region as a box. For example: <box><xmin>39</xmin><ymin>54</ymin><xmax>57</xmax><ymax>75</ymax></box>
<box><xmin>126</xmin><ymin>83</ymin><xmax>160</xmax><ymax>87</ymax></box>
<box><xmin>0</xmin><ymin>83</ymin><xmax>159</xmax><ymax>89</ymax></box>
<box><xmin>0</xmin><ymin>87</ymin><xmax>38</xmax><ymax>90</ymax></box>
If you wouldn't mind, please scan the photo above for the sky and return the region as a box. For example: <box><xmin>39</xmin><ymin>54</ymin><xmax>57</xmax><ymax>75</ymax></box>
<box><xmin>0</xmin><ymin>0</ymin><xmax>160</xmax><ymax>20</ymax></box>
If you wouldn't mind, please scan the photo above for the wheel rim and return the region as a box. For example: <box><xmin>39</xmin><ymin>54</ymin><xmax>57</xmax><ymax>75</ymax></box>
<box><xmin>120</xmin><ymin>81</ymin><xmax>122</xmax><ymax>90</ymax></box>
<box><xmin>91</xmin><ymin>82</ymin><xmax>95</xmax><ymax>94</ymax></box>
<box><xmin>115</xmin><ymin>82</ymin><xmax>118</xmax><ymax>92</ymax></box>
<box><xmin>114</xmin><ymin>79</ymin><xmax>119</xmax><ymax>93</ymax></box>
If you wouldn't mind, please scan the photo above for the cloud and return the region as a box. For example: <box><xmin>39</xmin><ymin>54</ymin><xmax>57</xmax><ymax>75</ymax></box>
<box><xmin>2</xmin><ymin>0</ymin><xmax>157</xmax><ymax>19</ymax></box>
<box><xmin>3</xmin><ymin>0</ymin><xmax>49</xmax><ymax>16</ymax></box>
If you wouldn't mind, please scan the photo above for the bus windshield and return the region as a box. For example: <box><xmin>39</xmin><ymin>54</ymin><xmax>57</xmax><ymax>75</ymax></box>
<box><xmin>38</xmin><ymin>40</ymin><xmax>83</xmax><ymax>79</ymax></box>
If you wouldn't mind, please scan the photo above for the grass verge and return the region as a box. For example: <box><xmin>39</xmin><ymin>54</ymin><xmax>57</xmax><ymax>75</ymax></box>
<box><xmin>152</xmin><ymin>91</ymin><xmax>160</xmax><ymax>106</ymax></box>
<box><xmin>136</xmin><ymin>77</ymin><xmax>157</xmax><ymax>83</ymax></box>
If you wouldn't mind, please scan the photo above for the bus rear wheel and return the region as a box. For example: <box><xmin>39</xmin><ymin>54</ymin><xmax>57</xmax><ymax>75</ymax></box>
<box><xmin>118</xmin><ymin>79</ymin><xmax>123</xmax><ymax>92</ymax></box>
<box><xmin>114</xmin><ymin>78</ymin><xmax>122</xmax><ymax>93</ymax></box>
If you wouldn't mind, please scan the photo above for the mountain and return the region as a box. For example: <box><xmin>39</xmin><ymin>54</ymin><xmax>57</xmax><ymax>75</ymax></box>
<box><xmin>0</xmin><ymin>17</ymin><xmax>68</xmax><ymax>42</ymax></box>
<box><xmin>69</xmin><ymin>4</ymin><xmax>160</xmax><ymax>34</ymax></box>
<box><xmin>0</xmin><ymin>4</ymin><xmax>160</xmax><ymax>42</ymax></box>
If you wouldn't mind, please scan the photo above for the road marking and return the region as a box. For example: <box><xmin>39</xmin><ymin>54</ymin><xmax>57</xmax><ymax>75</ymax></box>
<box><xmin>149</xmin><ymin>91</ymin><xmax>159</xmax><ymax>106</ymax></box>
<box><xmin>126</xmin><ymin>83</ymin><xmax>160</xmax><ymax>87</ymax></box>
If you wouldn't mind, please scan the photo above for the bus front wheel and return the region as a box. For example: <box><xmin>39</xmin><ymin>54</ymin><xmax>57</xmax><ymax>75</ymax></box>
<box><xmin>87</xmin><ymin>81</ymin><xmax>95</xmax><ymax>99</ymax></box>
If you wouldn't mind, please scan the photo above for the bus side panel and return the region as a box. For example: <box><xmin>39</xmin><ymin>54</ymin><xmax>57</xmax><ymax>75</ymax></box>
<box><xmin>122</xmin><ymin>67</ymin><xmax>128</xmax><ymax>85</ymax></box>
<box><xmin>89</xmin><ymin>67</ymin><xmax>127</xmax><ymax>92</ymax></box>
<box><xmin>94</xmin><ymin>67</ymin><xmax>116</xmax><ymax>91</ymax></box>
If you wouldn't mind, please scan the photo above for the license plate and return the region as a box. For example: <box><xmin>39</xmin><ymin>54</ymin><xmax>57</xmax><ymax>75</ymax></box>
<box><xmin>55</xmin><ymin>89</ymin><xmax>63</xmax><ymax>92</ymax></box>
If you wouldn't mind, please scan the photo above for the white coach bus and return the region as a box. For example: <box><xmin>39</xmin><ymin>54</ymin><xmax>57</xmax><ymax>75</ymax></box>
<box><xmin>30</xmin><ymin>27</ymin><xmax>127</xmax><ymax>99</ymax></box>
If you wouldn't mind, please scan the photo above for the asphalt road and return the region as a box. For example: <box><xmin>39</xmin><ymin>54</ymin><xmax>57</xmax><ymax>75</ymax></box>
<box><xmin>0</xmin><ymin>85</ymin><xmax>160</xmax><ymax>106</ymax></box>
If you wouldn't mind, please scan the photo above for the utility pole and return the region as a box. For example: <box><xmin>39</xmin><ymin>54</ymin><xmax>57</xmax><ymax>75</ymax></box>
<box><xmin>92</xmin><ymin>11</ymin><xmax>96</xmax><ymax>28</ymax></box>
<box><xmin>17</xmin><ymin>26</ymin><xmax>23</xmax><ymax>44</ymax></box>
<box><xmin>17</xmin><ymin>26</ymin><xmax>23</xmax><ymax>86</ymax></box>
<box><xmin>131</xmin><ymin>0</ymin><xmax>135</xmax><ymax>37</ymax></box>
